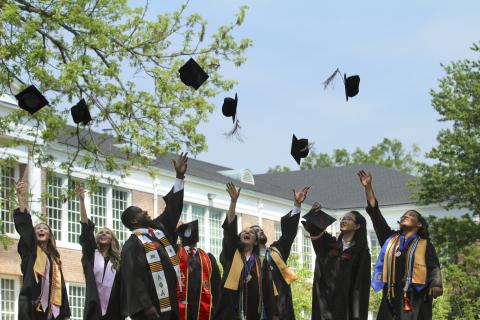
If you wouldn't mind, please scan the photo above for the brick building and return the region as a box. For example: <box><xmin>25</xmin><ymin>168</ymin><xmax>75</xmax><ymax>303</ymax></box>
<box><xmin>0</xmin><ymin>94</ymin><xmax>469</xmax><ymax>319</ymax></box>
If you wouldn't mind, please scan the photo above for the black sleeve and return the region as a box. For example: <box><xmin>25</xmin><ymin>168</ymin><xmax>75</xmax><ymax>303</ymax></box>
<box><xmin>208</xmin><ymin>253</ymin><xmax>222</xmax><ymax>310</ymax></box>
<box><xmin>120</xmin><ymin>238</ymin><xmax>154</xmax><ymax>317</ymax></box>
<box><xmin>365</xmin><ymin>199</ymin><xmax>394</xmax><ymax>246</ymax></box>
<box><xmin>310</xmin><ymin>232</ymin><xmax>336</xmax><ymax>258</ymax></box>
<box><xmin>270</xmin><ymin>210</ymin><xmax>300</xmax><ymax>260</ymax></box>
<box><xmin>13</xmin><ymin>209</ymin><xmax>36</xmax><ymax>274</ymax></box>
<box><xmin>156</xmin><ymin>187</ymin><xmax>184</xmax><ymax>240</ymax></box>
<box><xmin>426</xmin><ymin>241</ymin><xmax>442</xmax><ymax>288</ymax></box>
<box><xmin>219</xmin><ymin>216</ymin><xmax>238</xmax><ymax>268</ymax></box>
<box><xmin>352</xmin><ymin>249</ymin><xmax>371</xmax><ymax>320</ymax></box>
<box><xmin>79</xmin><ymin>220</ymin><xmax>97</xmax><ymax>259</ymax></box>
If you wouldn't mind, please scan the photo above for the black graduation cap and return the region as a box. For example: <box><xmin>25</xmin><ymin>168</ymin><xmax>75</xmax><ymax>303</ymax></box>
<box><xmin>344</xmin><ymin>74</ymin><xmax>360</xmax><ymax>101</ymax></box>
<box><xmin>291</xmin><ymin>134</ymin><xmax>310</xmax><ymax>165</ymax></box>
<box><xmin>323</xmin><ymin>68</ymin><xmax>360</xmax><ymax>101</ymax></box>
<box><xmin>14</xmin><ymin>85</ymin><xmax>49</xmax><ymax>115</ymax></box>
<box><xmin>70</xmin><ymin>99</ymin><xmax>92</xmax><ymax>125</ymax></box>
<box><xmin>177</xmin><ymin>220</ymin><xmax>199</xmax><ymax>245</ymax></box>
<box><xmin>302</xmin><ymin>207</ymin><xmax>336</xmax><ymax>235</ymax></box>
<box><xmin>179</xmin><ymin>58</ymin><xmax>209</xmax><ymax>90</ymax></box>
<box><xmin>222</xmin><ymin>93</ymin><xmax>238</xmax><ymax>123</ymax></box>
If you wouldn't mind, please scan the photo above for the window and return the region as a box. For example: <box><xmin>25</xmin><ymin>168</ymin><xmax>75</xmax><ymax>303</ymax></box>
<box><xmin>0</xmin><ymin>278</ymin><xmax>16</xmax><ymax>319</ymax></box>
<box><xmin>90</xmin><ymin>186</ymin><xmax>107</xmax><ymax>228</ymax></box>
<box><xmin>0</xmin><ymin>167</ymin><xmax>15</xmax><ymax>235</ymax></box>
<box><xmin>209</xmin><ymin>208</ymin><xmax>224</xmax><ymax>257</ymax></box>
<box><xmin>68</xmin><ymin>283</ymin><xmax>86</xmax><ymax>320</ymax></box>
<box><xmin>46</xmin><ymin>174</ymin><xmax>131</xmax><ymax>245</ymax></box>
<box><xmin>302</xmin><ymin>229</ymin><xmax>313</xmax><ymax>270</ymax></box>
<box><xmin>46</xmin><ymin>175</ymin><xmax>64</xmax><ymax>241</ymax></box>
<box><xmin>274</xmin><ymin>221</ymin><xmax>281</xmax><ymax>241</ymax></box>
<box><xmin>191</xmin><ymin>205</ymin><xmax>206</xmax><ymax>248</ymax></box>
<box><xmin>112</xmin><ymin>189</ymin><xmax>129</xmax><ymax>243</ymax></box>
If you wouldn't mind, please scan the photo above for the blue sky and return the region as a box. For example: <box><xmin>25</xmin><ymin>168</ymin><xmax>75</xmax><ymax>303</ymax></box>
<box><xmin>148</xmin><ymin>1</ymin><xmax>480</xmax><ymax>173</ymax></box>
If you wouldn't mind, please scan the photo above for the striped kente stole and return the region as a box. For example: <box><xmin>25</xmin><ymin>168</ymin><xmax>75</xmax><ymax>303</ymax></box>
<box><xmin>133</xmin><ymin>228</ymin><xmax>182</xmax><ymax>313</ymax></box>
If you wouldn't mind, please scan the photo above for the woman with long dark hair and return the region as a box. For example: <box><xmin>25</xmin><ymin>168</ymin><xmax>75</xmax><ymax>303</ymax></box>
<box><xmin>14</xmin><ymin>179</ymin><xmax>71</xmax><ymax>320</ymax></box>
<box><xmin>306</xmin><ymin>202</ymin><xmax>371</xmax><ymax>320</ymax></box>
<box><xmin>358</xmin><ymin>170</ymin><xmax>442</xmax><ymax>320</ymax></box>
<box><xmin>76</xmin><ymin>186</ymin><xmax>123</xmax><ymax>320</ymax></box>
<box><xmin>215</xmin><ymin>182</ymin><xmax>263</xmax><ymax>320</ymax></box>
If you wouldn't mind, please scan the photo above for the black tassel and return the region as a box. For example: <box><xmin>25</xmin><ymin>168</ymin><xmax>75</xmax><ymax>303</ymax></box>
<box><xmin>323</xmin><ymin>68</ymin><xmax>341</xmax><ymax>89</ymax></box>
<box><xmin>224</xmin><ymin>118</ymin><xmax>244</xmax><ymax>142</ymax></box>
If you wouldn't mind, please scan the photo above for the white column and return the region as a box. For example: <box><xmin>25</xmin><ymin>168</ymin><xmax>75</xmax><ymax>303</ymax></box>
<box><xmin>27</xmin><ymin>155</ymin><xmax>42</xmax><ymax>214</ymax></box>
<box><xmin>257</xmin><ymin>199</ymin><xmax>264</xmax><ymax>228</ymax></box>
<box><xmin>153</xmin><ymin>178</ymin><xmax>160</xmax><ymax>218</ymax></box>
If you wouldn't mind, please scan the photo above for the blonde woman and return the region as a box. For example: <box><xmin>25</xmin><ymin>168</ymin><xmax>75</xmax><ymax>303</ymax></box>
<box><xmin>77</xmin><ymin>186</ymin><xmax>123</xmax><ymax>320</ymax></box>
<box><xmin>14</xmin><ymin>179</ymin><xmax>71</xmax><ymax>320</ymax></box>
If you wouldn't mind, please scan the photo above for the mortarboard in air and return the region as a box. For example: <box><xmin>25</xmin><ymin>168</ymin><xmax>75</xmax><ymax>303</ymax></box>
<box><xmin>70</xmin><ymin>99</ymin><xmax>92</xmax><ymax>125</ymax></box>
<box><xmin>223</xmin><ymin>93</ymin><xmax>242</xmax><ymax>140</ymax></box>
<box><xmin>323</xmin><ymin>68</ymin><xmax>360</xmax><ymax>101</ymax></box>
<box><xmin>302</xmin><ymin>207</ymin><xmax>336</xmax><ymax>235</ymax></box>
<box><xmin>179</xmin><ymin>58</ymin><xmax>209</xmax><ymax>90</ymax></box>
<box><xmin>291</xmin><ymin>134</ymin><xmax>311</xmax><ymax>165</ymax></box>
<box><xmin>14</xmin><ymin>85</ymin><xmax>49</xmax><ymax>115</ymax></box>
<box><xmin>177</xmin><ymin>220</ymin><xmax>199</xmax><ymax>245</ymax></box>
<box><xmin>222</xmin><ymin>93</ymin><xmax>238</xmax><ymax>123</ymax></box>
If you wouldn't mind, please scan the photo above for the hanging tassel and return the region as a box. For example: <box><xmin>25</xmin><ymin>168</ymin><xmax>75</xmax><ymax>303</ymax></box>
<box><xmin>323</xmin><ymin>68</ymin><xmax>341</xmax><ymax>89</ymax></box>
<box><xmin>403</xmin><ymin>292</ymin><xmax>412</xmax><ymax>312</ymax></box>
<box><xmin>224</xmin><ymin>119</ymin><xmax>244</xmax><ymax>142</ymax></box>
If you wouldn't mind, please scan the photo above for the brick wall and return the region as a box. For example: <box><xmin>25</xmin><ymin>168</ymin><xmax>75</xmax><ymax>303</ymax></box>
<box><xmin>241</xmin><ymin>213</ymin><xmax>258</xmax><ymax>231</ymax></box>
<box><xmin>132</xmin><ymin>190</ymin><xmax>154</xmax><ymax>216</ymax></box>
<box><xmin>0</xmin><ymin>241</ymin><xmax>84</xmax><ymax>282</ymax></box>
<box><xmin>262</xmin><ymin>218</ymin><xmax>276</xmax><ymax>245</ymax></box>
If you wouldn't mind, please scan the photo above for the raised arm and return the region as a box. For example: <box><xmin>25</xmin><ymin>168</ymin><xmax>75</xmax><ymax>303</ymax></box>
<box><xmin>220</xmin><ymin>182</ymin><xmax>241</xmax><ymax>266</ymax></box>
<box><xmin>271</xmin><ymin>186</ymin><xmax>310</xmax><ymax>259</ymax></box>
<box><xmin>76</xmin><ymin>186</ymin><xmax>97</xmax><ymax>257</ymax></box>
<box><xmin>157</xmin><ymin>152</ymin><xmax>188</xmax><ymax>236</ymax></box>
<box><xmin>357</xmin><ymin>170</ymin><xmax>394</xmax><ymax>245</ymax></box>
<box><xmin>13</xmin><ymin>179</ymin><xmax>36</xmax><ymax>271</ymax></box>
<box><xmin>306</xmin><ymin>202</ymin><xmax>337</xmax><ymax>257</ymax></box>
<box><xmin>226</xmin><ymin>182</ymin><xmax>241</xmax><ymax>224</ymax></box>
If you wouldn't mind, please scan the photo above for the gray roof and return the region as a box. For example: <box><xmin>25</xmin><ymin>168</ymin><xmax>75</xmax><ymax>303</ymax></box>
<box><xmin>56</xmin><ymin>128</ymin><xmax>419</xmax><ymax>209</ymax></box>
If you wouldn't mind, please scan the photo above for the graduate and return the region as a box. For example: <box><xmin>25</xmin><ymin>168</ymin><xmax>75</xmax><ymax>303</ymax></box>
<box><xmin>358</xmin><ymin>170</ymin><xmax>442</xmax><ymax>320</ymax></box>
<box><xmin>14</xmin><ymin>178</ymin><xmax>71</xmax><ymax>320</ymax></box>
<box><xmin>176</xmin><ymin>220</ymin><xmax>221</xmax><ymax>320</ymax></box>
<box><xmin>249</xmin><ymin>186</ymin><xmax>310</xmax><ymax>320</ymax></box>
<box><xmin>76</xmin><ymin>186</ymin><xmax>123</xmax><ymax>320</ymax></box>
<box><xmin>214</xmin><ymin>182</ymin><xmax>262</xmax><ymax>320</ymax></box>
<box><xmin>120</xmin><ymin>153</ymin><xmax>188</xmax><ymax>320</ymax></box>
<box><xmin>305</xmin><ymin>201</ymin><xmax>371</xmax><ymax>320</ymax></box>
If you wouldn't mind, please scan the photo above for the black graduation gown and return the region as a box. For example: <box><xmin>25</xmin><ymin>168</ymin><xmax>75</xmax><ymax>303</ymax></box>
<box><xmin>13</xmin><ymin>209</ymin><xmax>71</xmax><ymax>320</ymax></box>
<box><xmin>261</xmin><ymin>210</ymin><xmax>299</xmax><ymax>320</ymax></box>
<box><xmin>214</xmin><ymin>216</ymin><xmax>261</xmax><ymax>320</ymax></box>
<box><xmin>310</xmin><ymin>231</ymin><xmax>371</xmax><ymax>320</ymax></box>
<box><xmin>180</xmin><ymin>248</ymin><xmax>221</xmax><ymax>319</ymax></box>
<box><xmin>366</xmin><ymin>201</ymin><xmax>442</xmax><ymax>320</ymax></box>
<box><xmin>120</xmin><ymin>187</ymin><xmax>184</xmax><ymax>320</ymax></box>
<box><xmin>79</xmin><ymin>220</ymin><xmax>122</xmax><ymax>320</ymax></box>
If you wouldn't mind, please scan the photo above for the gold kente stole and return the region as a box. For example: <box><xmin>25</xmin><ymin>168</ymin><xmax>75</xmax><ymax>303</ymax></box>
<box><xmin>33</xmin><ymin>247</ymin><xmax>62</xmax><ymax>307</ymax></box>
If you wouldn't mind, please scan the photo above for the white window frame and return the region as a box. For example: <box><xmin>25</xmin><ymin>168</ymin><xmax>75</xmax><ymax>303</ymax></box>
<box><xmin>0</xmin><ymin>164</ymin><xmax>20</xmax><ymax>238</ymax></box>
<box><xmin>46</xmin><ymin>174</ymin><xmax>131</xmax><ymax>249</ymax></box>
<box><xmin>66</xmin><ymin>282</ymin><xmax>86</xmax><ymax>320</ymax></box>
<box><xmin>0</xmin><ymin>275</ymin><xmax>20</xmax><ymax>319</ymax></box>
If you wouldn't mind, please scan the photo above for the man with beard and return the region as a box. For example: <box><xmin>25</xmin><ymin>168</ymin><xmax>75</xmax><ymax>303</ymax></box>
<box><xmin>176</xmin><ymin>220</ymin><xmax>221</xmax><ymax>320</ymax></box>
<box><xmin>120</xmin><ymin>153</ymin><xmax>188</xmax><ymax>320</ymax></box>
<box><xmin>249</xmin><ymin>186</ymin><xmax>310</xmax><ymax>320</ymax></box>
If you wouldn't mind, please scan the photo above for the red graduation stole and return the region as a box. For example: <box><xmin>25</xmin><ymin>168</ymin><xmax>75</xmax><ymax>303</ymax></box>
<box><xmin>176</xmin><ymin>245</ymin><xmax>213</xmax><ymax>320</ymax></box>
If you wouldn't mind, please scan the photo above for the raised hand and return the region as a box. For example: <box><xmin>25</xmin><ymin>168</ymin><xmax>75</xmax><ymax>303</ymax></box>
<box><xmin>293</xmin><ymin>186</ymin><xmax>310</xmax><ymax>207</ymax></box>
<box><xmin>172</xmin><ymin>152</ymin><xmax>188</xmax><ymax>179</ymax></box>
<box><xmin>357</xmin><ymin>170</ymin><xmax>372</xmax><ymax>187</ymax></box>
<box><xmin>76</xmin><ymin>185</ymin><xmax>87</xmax><ymax>202</ymax></box>
<box><xmin>16</xmin><ymin>178</ymin><xmax>28</xmax><ymax>213</ymax></box>
<box><xmin>226</xmin><ymin>182</ymin><xmax>241</xmax><ymax>202</ymax></box>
